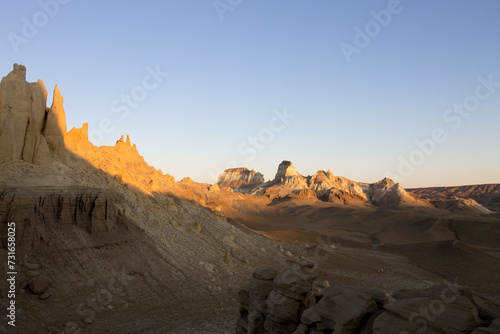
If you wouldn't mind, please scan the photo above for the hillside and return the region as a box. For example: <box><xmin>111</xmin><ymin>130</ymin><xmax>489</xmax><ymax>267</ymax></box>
<box><xmin>0</xmin><ymin>64</ymin><xmax>294</xmax><ymax>333</ymax></box>
<box><xmin>409</xmin><ymin>184</ymin><xmax>500</xmax><ymax>211</ymax></box>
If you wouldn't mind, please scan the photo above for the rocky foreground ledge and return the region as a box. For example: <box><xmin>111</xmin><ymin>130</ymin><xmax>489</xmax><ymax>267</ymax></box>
<box><xmin>236</xmin><ymin>263</ymin><xmax>500</xmax><ymax>334</ymax></box>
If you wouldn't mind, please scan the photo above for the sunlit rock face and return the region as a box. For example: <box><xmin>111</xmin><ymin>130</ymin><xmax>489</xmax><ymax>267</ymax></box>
<box><xmin>217</xmin><ymin>167</ymin><xmax>264</xmax><ymax>193</ymax></box>
<box><xmin>0</xmin><ymin>64</ymin><xmax>67</xmax><ymax>165</ymax></box>
<box><xmin>248</xmin><ymin>160</ymin><xmax>429</xmax><ymax>207</ymax></box>
<box><xmin>44</xmin><ymin>85</ymin><xmax>67</xmax><ymax>163</ymax></box>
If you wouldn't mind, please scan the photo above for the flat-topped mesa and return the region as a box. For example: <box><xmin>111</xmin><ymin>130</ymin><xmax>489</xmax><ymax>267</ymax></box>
<box><xmin>217</xmin><ymin>167</ymin><xmax>265</xmax><ymax>192</ymax></box>
<box><xmin>0</xmin><ymin>64</ymin><xmax>67</xmax><ymax>165</ymax></box>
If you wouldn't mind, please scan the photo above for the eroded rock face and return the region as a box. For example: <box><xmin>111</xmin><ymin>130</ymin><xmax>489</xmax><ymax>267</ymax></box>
<box><xmin>0</xmin><ymin>188</ymin><xmax>127</xmax><ymax>250</ymax></box>
<box><xmin>0</xmin><ymin>64</ymin><xmax>67</xmax><ymax>165</ymax></box>
<box><xmin>264</xmin><ymin>262</ymin><xmax>318</xmax><ymax>333</ymax></box>
<box><xmin>236</xmin><ymin>263</ymin><xmax>317</xmax><ymax>334</ymax></box>
<box><xmin>312</xmin><ymin>287</ymin><xmax>378</xmax><ymax>332</ymax></box>
<box><xmin>236</xmin><ymin>268</ymin><xmax>279</xmax><ymax>334</ymax></box>
<box><xmin>218</xmin><ymin>167</ymin><xmax>265</xmax><ymax>192</ymax></box>
<box><xmin>273</xmin><ymin>161</ymin><xmax>308</xmax><ymax>189</ymax></box>
<box><xmin>365</xmin><ymin>177</ymin><xmax>421</xmax><ymax>207</ymax></box>
<box><xmin>44</xmin><ymin>85</ymin><xmax>67</xmax><ymax>162</ymax></box>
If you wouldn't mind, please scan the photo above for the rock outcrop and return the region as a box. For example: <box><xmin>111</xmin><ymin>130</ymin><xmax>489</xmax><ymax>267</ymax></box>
<box><xmin>65</xmin><ymin>126</ymin><xmax>176</xmax><ymax>192</ymax></box>
<box><xmin>218</xmin><ymin>167</ymin><xmax>264</xmax><ymax>193</ymax></box>
<box><xmin>310</xmin><ymin>171</ymin><xmax>368</xmax><ymax>204</ymax></box>
<box><xmin>0</xmin><ymin>64</ymin><xmax>67</xmax><ymax>165</ymax></box>
<box><xmin>247</xmin><ymin>161</ymin><xmax>426</xmax><ymax>208</ymax></box>
<box><xmin>236</xmin><ymin>268</ymin><xmax>279</xmax><ymax>334</ymax></box>
<box><xmin>44</xmin><ymin>85</ymin><xmax>67</xmax><ymax>162</ymax></box>
<box><xmin>237</xmin><ymin>262</ymin><xmax>317</xmax><ymax>334</ymax></box>
<box><xmin>236</xmin><ymin>266</ymin><xmax>500</xmax><ymax>334</ymax></box>
<box><xmin>0</xmin><ymin>188</ymin><xmax>128</xmax><ymax>250</ymax></box>
<box><xmin>363</xmin><ymin>177</ymin><xmax>422</xmax><ymax>207</ymax></box>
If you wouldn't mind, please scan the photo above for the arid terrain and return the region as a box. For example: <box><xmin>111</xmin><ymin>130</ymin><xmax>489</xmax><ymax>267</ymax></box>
<box><xmin>1</xmin><ymin>65</ymin><xmax>500</xmax><ymax>333</ymax></box>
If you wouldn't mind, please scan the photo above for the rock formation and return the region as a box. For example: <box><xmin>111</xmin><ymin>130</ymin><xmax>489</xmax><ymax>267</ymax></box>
<box><xmin>236</xmin><ymin>266</ymin><xmax>500</xmax><ymax>334</ymax></box>
<box><xmin>43</xmin><ymin>85</ymin><xmax>68</xmax><ymax>162</ymax></box>
<box><xmin>217</xmin><ymin>167</ymin><xmax>264</xmax><ymax>193</ymax></box>
<box><xmin>215</xmin><ymin>160</ymin><xmax>495</xmax><ymax>211</ymax></box>
<box><xmin>363</xmin><ymin>177</ymin><xmax>422</xmax><ymax>207</ymax></box>
<box><xmin>0</xmin><ymin>188</ymin><xmax>128</xmax><ymax>250</ymax></box>
<box><xmin>236</xmin><ymin>268</ymin><xmax>279</xmax><ymax>333</ymax></box>
<box><xmin>236</xmin><ymin>160</ymin><xmax>425</xmax><ymax>207</ymax></box>
<box><xmin>0</xmin><ymin>64</ymin><xmax>67</xmax><ymax>165</ymax></box>
<box><xmin>237</xmin><ymin>262</ymin><xmax>318</xmax><ymax>334</ymax></box>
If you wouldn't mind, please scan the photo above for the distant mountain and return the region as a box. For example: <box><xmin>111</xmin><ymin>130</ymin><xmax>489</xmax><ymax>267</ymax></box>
<box><xmin>217</xmin><ymin>167</ymin><xmax>264</xmax><ymax>192</ymax></box>
<box><xmin>217</xmin><ymin>161</ymin><xmax>498</xmax><ymax>214</ymax></box>
<box><xmin>218</xmin><ymin>160</ymin><xmax>428</xmax><ymax>208</ymax></box>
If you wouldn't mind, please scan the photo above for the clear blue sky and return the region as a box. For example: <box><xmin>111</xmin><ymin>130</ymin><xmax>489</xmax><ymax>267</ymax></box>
<box><xmin>1</xmin><ymin>0</ymin><xmax>499</xmax><ymax>187</ymax></box>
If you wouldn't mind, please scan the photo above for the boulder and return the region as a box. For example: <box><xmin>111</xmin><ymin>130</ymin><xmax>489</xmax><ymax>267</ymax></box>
<box><xmin>28</xmin><ymin>274</ymin><xmax>51</xmax><ymax>294</ymax></box>
<box><xmin>272</xmin><ymin>263</ymin><xmax>317</xmax><ymax>300</ymax></box>
<box><xmin>314</xmin><ymin>287</ymin><xmax>378</xmax><ymax>332</ymax></box>
<box><xmin>263</xmin><ymin>262</ymin><xmax>318</xmax><ymax>333</ymax></box>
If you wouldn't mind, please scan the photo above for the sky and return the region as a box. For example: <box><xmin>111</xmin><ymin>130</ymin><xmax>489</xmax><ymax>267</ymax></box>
<box><xmin>1</xmin><ymin>0</ymin><xmax>499</xmax><ymax>188</ymax></box>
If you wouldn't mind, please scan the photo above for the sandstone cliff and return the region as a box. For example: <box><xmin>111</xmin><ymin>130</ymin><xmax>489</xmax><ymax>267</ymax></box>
<box><xmin>0</xmin><ymin>64</ymin><xmax>67</xmax><ymax>165</ymax></box>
